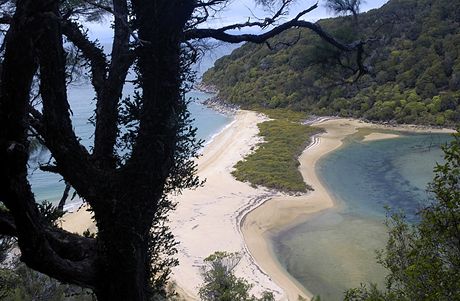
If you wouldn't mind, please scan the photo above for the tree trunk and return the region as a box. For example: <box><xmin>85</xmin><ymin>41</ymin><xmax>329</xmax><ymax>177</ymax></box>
<box><xmin>94</xmin><ymin>216</ymin><xmax>151</xmax><ymax>301</ymax></box>
<box><xmin>89</xmin><ymin>2</ymin><xmax>196</xmax><ymax>300</ymax></box>
<box><xmin>2</xmin><ymin>0</ymin><xmax>194</xmax><ymax>300</ymax></box>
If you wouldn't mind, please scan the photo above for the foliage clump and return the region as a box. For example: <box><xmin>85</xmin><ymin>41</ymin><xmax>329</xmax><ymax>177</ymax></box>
<box><xmin>199</xmin><ymin>251</ymin><xmax>275</xmax><ymax>301</ymax></box>
<box><xmin>232</xmin><ymin>109</ymin><xmax>318</xmax><ymax>192</ymax></box>
<box><xmin>0</xmin><ymin>260</ymin><xmax>93</xmax><ymax>301</ymax></box>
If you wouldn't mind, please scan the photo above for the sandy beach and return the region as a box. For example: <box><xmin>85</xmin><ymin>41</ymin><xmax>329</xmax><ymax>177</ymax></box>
<box><xmin>61</xmin><ymin>112</ymin><xmax>454</xmax><ymax>301</ymax></box>
<box><xmin>168</xmin><ymin>110</ymin><xmax>286</xmax><ymax>299</ymax></box>
<box><xmin>61</xmin><ymin>110</ymin><xmax>289</xmax><ymax>299</ymax></box>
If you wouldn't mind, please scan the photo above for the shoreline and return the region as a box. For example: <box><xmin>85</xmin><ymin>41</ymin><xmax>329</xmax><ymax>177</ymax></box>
<box><xmin>241</xmin><ymin>117</ymin><xmax>454</xmax><ymax>300</ymax></box>
<box><xmin>241</xmin><ymin>118</ymin><xmax>359</xmax><ymax>300</ymax></box>
<box><xmin>201</xmin><ymin>118</ymin><xmax>237</xmax><ymax>148</ymax></box>
<box><xmin>61</xmin><ymin>110</ymin><xmax>285</xmax><ymax>298</ymax></box>
<box><xmin>168</xmin><ymin>109</ymin><xmax>291</xmax><ymax>300</ymax></box>
<box><xmin>60</xmin><ymin>111</ymin><xmax>455</xmax><ymax>301</ymax></box>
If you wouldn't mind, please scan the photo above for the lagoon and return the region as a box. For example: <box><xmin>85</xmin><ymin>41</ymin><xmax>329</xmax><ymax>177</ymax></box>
<box><xmin>271</xmin><ymin>132</ymin><xmax>452</xmax><ymax>300</ymax></box>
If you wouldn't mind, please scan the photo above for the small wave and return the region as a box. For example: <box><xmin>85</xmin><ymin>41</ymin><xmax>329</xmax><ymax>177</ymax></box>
<box><xmin>63</xmin><ymin>197</ymin><xmax>84</xmax><ymax>213</ymax></box>
<box><xmin>201</xmin><ymin>118</ymin><xmax>237</xmax><ymax>150</ymax></box>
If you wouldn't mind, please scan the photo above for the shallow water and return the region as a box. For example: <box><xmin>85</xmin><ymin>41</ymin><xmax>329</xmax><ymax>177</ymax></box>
<box><xmin>271</xmin><ymin>132</ymin><xmax>452</xmax><ymax>300</ymax></box>
<box><xmin>28</xmin><ymin>86</ymin><xmax>232</xmax><ymax>205</ymax></box>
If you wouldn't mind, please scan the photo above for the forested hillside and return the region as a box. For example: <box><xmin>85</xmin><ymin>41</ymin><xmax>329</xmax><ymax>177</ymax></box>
<box><xmin>203</xmin><ymin>0</ymin><xmax>460</xmax><ymax>126</ymax></box>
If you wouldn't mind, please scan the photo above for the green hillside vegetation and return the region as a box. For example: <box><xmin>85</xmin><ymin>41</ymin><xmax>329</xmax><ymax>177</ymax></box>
<box><xmin>203</xmin><ymin>0</ymin><xmax>460</xmax><ymax>126</ymax></box>
<box><xmin>232</xmin><ymin>109</ymin><xmax>319</xmax><ymax>192</ymax></box>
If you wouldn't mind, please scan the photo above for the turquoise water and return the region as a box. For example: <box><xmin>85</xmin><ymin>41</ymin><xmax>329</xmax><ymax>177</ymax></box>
<box><xmin>28</xmin><ymin>85</ymin><xmax>232</xmax><ymax>205</ymax></box>
<box><xmin>271</xmin><ymin>132</ymin><xmax>453</xmax><ymax>300</ymax></box>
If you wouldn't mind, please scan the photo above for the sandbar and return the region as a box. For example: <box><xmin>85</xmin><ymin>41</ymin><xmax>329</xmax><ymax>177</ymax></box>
<box><xmin>362</xmin><ymin>132</ymin><xmax>400</xmax><ymax>141</ymax></box>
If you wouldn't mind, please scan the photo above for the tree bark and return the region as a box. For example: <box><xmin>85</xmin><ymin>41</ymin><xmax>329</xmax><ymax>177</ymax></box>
<box><xmin>92</xmin><ymin>0</ymin><xmax>132</xmax><ymax>169</ymax></box>
<box><xmin>94</xmin><ymin>208</ymin><xmax>152</xmax><ymax>300</ymax></box>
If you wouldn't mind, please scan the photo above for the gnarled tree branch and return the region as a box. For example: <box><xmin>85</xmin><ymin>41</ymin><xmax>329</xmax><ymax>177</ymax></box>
<box><xmin>37</xmin><ymin>9</ymin><xmax>101</xmax><ymax>200</ymax></box>
<box><xmin>0</xmin><ymin>0</ymin><xmax>96</xmax><ymax>288</ymax></box>
<box><xmin>61</xmin><ymin>20</ymin><xmax>108</xmax><ymax>99</ymax></box>
<box><xmin>185</xmin><ymin>3</ymin><xmax>367</xmax><ymax>75</ymax></box>
<box><xmin>92</xmin><ymin>0</ymin><xmax>132</xmax><ymax>169</ymax></box>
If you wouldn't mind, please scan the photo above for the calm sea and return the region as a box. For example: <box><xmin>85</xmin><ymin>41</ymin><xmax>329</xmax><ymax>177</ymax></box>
<box><xmin>28</xmin><ymin>85</ymin><xmax>232</xmax><ymax>207</ymax></box>
<box><xmin>271</xmin><ymin>132</ymin><xmax>453</xmax><ymax>300</ymax></box>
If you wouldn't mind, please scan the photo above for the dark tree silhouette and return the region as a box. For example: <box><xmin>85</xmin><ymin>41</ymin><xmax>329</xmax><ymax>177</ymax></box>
<box><xmin>325</xmin><ymin>0</ymin><xmax>362</xmax><ymax>21</ymax></box>
<box><xmin>0</xmin><ymin>0</ymin><xmax>366</xmax><ymax>300</ymax></box>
